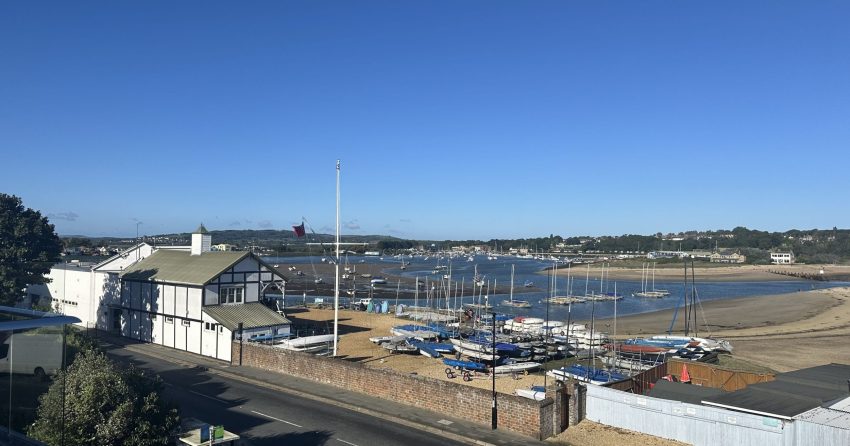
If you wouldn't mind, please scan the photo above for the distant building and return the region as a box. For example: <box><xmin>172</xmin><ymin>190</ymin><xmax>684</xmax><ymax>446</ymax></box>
<box><xmin>690</xmin><ymin>250</ymin><xmax>713</xmax><ymax>260</ymax></box>
<box><xmin>211</xmin><ymin>243</ymin><xmax>236</xmax><ymax>251</ymax></box>
<box><xmin>647</xmin><ymin>250</ymin><xmax>687</xmax><ymax>260</ymax></box>
<box><xmin>710</xmin><ymin>250</ymin><xmax>746</xmax><ymax>264</ymax></box>
<box><xmin>770</xmin><ymin>251</ymin><xmax>796</xmax><ymax>264</ymax></box>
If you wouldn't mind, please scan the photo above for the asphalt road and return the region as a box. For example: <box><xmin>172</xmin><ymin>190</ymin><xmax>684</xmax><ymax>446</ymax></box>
<box><xmin>106</xmin><ymin>346</ymin><xmax>467</xmax><ymax>446</ymax></box>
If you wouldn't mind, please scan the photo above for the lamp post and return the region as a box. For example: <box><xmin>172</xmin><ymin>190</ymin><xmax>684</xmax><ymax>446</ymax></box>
<box><xmin>491</xmin><ymin>310</ymin><xmax>497</xmax><ymax>430</ymax></box>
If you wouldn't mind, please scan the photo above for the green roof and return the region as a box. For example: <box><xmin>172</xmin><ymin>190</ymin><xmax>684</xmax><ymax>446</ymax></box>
<box><xmin>194</xmin><ymin>224</ymin><xmax>209</xmax><ymax>234</ymax></box>
<box><xmin>120</xmin><ymin>250</ymin><xmax>249</xmax><ymax>285</ymax></box>
<box><xmin>203</xmin><ymin>302</ymin><xmax>291</xmax><ymax>331</ymax></box>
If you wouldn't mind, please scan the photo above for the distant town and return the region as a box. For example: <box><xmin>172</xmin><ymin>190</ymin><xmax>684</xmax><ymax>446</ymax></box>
<box><xmin>60</xmin><ymin>226</ymin><xmax>850</xmax><ymax>265</ymax></box>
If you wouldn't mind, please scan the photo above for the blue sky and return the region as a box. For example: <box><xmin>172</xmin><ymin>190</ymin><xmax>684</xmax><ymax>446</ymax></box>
<box><xmin>2</xmin><ymin>1</ymin><xmax>848</xmax><ymax>240</ymax></box>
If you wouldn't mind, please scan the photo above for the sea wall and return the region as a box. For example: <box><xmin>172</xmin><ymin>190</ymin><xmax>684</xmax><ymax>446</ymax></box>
<box><xmin>232</xmin><ymin>340</ymin><xmax>562</xmax><ymax>439</ymax></box>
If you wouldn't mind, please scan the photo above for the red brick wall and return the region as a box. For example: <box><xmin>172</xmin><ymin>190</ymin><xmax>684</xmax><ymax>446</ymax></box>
<box><xmin>232</xmin><ymin>341</ymin><xmax>558</xmax><ymax>439</ymax></box>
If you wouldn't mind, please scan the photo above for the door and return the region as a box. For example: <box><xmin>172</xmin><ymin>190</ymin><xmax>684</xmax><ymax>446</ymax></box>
<box><xmin>112</xmin><ymin>309</ymin><xmax>122</xmax><ymax>332</ymax></box>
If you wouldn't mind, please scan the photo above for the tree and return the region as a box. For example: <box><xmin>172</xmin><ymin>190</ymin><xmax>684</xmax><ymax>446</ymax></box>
<box><xmin>0</xmin><ymin>194</ymin><xmax>63</xmax><ymax>306</ymax></box>
<box><xmin>29</xmin><ymin>349</ymin><xmax>179</xmax><ymax>446</ymax></box>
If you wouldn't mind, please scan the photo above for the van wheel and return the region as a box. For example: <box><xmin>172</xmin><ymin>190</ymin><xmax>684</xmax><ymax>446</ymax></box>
<box><xmin>34</xmin><ymin>367</ymin><xmax>46</xmax><ymax>381</ymax></box>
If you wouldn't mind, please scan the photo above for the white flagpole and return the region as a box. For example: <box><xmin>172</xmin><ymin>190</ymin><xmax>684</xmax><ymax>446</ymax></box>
<box><xmin>333</xmin><ymin>160</ymin><xmax>341</xmax><ymax>357</ymax></box>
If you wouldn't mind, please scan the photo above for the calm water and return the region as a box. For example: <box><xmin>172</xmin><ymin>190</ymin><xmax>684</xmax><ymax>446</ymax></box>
<box><xmin>263</xmin><ymin>255</ymin><xmax>848</xmax><ymax>324</ymax></box>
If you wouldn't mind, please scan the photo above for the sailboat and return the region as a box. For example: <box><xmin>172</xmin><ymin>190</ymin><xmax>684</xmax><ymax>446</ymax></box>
<box><xmin>622</xmin><ymin>258</ymin><xmax>734</xmax><ymax>359</ymax></box>
<box><xmin>502</xmin><ymin>264</ymin><xmax>532</xmax><ymax>308</ymax></box>
<box><xmin>632</xmin><ymin>262</ymin><xmax>669</xmax><ymax>298</ymax></box>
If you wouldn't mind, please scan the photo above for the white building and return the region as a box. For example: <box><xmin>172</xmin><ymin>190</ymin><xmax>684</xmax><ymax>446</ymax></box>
<box><xmin>770</xmin><ymin>251</ymin><xmax>796</xmax><ymax>264</ymax></box>
<box><xmin>28</xmin><ymin>225</ymin><xmax>290</xmax><ymax>362</ymax></box>
<box><xmin>26</xmin><ymin>242</ymin><xmax>171</xmax><ymax>328</ymax></box>
<box><xmin>109</xmin><ymin>225</ymin><xmax>290</xmax><ymax>361</ymax></box>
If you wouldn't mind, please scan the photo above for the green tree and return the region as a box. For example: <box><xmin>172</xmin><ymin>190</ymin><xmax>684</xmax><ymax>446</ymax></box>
<box><xmin>0</xmin><ymin>194</ymin><xmax>63</xmax><ymax>305</ymax></box>
<box><xmin>29</xmin><ymin>349</ymin><xmax>179</xmax><ymax>446</ymax></box>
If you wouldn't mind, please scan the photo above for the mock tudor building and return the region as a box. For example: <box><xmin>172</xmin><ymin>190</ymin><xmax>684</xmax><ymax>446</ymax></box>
<box><xmin>112</xmin><ymin>225</ymin><xmax>290</xmax><ymax>361</ymax></box>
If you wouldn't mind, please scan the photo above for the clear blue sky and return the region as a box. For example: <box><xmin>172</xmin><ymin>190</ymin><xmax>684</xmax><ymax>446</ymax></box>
<box><xmin>2</xmin><ymin>1</ymin><xmax>848</xmax><ymax>240</ymax></box>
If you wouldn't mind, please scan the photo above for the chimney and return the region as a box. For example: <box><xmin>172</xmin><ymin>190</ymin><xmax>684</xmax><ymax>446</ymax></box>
<box><xmin>191</xmin><ymin>224</ymin><xmax>211</xmax><ymax>255</ymax></box>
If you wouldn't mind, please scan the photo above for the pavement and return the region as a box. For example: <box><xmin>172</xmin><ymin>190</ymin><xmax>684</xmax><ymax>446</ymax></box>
<box><xmin>94</xmin><ymin>331</ymin><xmax>547</xmax><ymax>446</ymax></box>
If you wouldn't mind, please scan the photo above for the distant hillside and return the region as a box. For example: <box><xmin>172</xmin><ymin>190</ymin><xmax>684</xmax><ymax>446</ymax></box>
<box><xmin>60</xmin><ymin>226</ymin><xmax>850</xmax><ymax>263</ymax></box>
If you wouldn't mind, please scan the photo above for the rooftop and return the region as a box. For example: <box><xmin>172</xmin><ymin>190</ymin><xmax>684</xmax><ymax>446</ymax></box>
<box><xmin>203</xmin><ymin>302</ymin><xmax>291</xmax><ymax>331</ymax></box>
<box><xmin>120</xmin><ymin>250</ymin><xmax>250</xmax><ymax>285</ymax></box>
<box><xmin>702</xmin><ymin>363</ymin><xmax>850</xmax><ymax>419</ymax></box>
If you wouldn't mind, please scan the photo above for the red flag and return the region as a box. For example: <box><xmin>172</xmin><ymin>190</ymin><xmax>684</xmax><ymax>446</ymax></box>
<box><xmin>292</xmin><ymin>223</ymin><xmax>305</xmax><ymax>237</ymax></box>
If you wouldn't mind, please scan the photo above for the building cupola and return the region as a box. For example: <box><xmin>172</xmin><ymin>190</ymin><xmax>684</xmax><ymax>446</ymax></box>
<box><xmin>191</xmin><ymin>223</ymin><xmax>211</xmax><ymax>255</ymax></box>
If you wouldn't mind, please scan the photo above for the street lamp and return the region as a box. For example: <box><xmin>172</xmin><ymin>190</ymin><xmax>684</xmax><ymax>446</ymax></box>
<box><xmin>491</xmin><ymin>310</ymin><xmax>497</xmax><ymax>430</ymax></box>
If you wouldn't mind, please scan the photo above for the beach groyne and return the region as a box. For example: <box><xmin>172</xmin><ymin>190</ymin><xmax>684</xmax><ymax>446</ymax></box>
<box><xmin>767</xmin><ymin>269</ymin><xmax>827</xmax><ymax>281</ymax></box>
<box><xmin>231</xmin><ymin>340</ymin><xmax>569</xmax><ymax>440</ymax></box>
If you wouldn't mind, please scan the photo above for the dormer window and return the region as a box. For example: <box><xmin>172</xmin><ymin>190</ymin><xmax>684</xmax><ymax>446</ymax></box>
<box><xmin>221</xmin><ymin>286</ymin><xmax>243</xmax><ymax>304</ymax></box>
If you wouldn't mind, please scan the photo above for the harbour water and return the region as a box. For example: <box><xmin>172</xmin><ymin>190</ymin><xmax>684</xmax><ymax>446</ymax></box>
<box><xmin>264</xmin><ymin>255</ymin><xmax>849</xmax><ymax>325</ymax></box>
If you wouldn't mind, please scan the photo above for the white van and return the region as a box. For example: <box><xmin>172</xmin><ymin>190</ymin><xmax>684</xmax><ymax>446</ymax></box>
<box><xmin>0</xmin><ymin>333</ymin><xmax>63</xmax><ymax>378</ymax></box>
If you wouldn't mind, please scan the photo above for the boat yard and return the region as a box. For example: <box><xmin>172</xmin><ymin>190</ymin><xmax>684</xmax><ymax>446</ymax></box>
<box><xmin>276</xmin><ymin>283</ymin><xmax>850</xmax><ymax>396</ymax></box>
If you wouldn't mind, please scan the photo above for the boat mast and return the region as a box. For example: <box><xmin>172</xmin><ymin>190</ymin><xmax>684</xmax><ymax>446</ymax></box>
<box><xmin>510</xmin><ymin>264</ymin><xmax>515</xmax><ymax>303</ymax></box>
<box><xmin>333</xmin><ymin>160</ymin><xmax>341</xmax><ymax>357</ymax></box>
<box><xmin>690</xmin><ymin>256</ymin><xmax>698</xmax><ymax>337</ymax></box>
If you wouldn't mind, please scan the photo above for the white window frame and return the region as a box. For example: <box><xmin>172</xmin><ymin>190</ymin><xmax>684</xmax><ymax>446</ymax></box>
<box><xmin>204</xmin><ymin>322</ymin><xmax>217</xmax><ymax>331</ymax></box>
<box><xmin>181</xmin><ymin>319</ymin><xmax>190</xmax><ymax>327</ymax></box>
<box><xmin>165</xmin><ymin>316</ymin><xmax>174</xmax><ymax>324</ymax></box>
<box><xmin>220</xmin><ymin>286</ymin><xmax>244</xmax><ymax>304</ymax></box>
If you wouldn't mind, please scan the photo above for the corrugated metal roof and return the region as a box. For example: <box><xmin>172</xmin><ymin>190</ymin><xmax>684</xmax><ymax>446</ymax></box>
<box><xmin>830</xmin><ymin>395</ymin><xmax>850</xmax><ymax>412</ymax></box>
<box><xmin>203</xmin><ymin>302</ymin><xmax>291</xmax><ymax>331</ymax></box>
<box><xmin>703</xmin><ymin>363</ymin><xmax>850</xmax><ymax>418</ymax></box>
<box><xmin>795</xmin><ymin>406</ymin><xmax>850</xmax><ymax>429</ymax></box>
<box><xmin>119</xmin><ymin>250</ymin><xmax>249</xmax><ymax>285</ymax></box>
<box><xmin>648</xmin><ymin>379</ymin><xmax>724</xmax><ymax>405</ymax></box>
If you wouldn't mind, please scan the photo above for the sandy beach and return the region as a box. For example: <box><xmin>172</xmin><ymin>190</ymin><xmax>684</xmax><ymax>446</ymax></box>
<box><xmin>552</xmin><ymin>263</ymin><xmax>850</xmax><ymax>282</ymax></box>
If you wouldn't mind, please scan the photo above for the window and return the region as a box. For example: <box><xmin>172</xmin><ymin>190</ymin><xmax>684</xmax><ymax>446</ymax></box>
<box><xmin>165</xmin><ymin>317</ymin><xmax>174</xmax><ymax>324</ymax></box>
<box><xmin>181</xmin><ymin>319</ymin><xmax>191</xmax><ymax>327</ymax></box>
<box><xmin>220</xmin><ymin>287</ymin><xmax>244</xmax><ymax>304</ymax></box>
<box><xmin>204</xmin><ymin>322</ymin><xmax>217</xmax><ymax>331</ymax></box>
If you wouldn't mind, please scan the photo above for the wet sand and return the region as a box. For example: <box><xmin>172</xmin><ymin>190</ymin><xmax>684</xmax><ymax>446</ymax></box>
<box><xmin>553</xmin><ymin>263</ymin><xmax>850</xmax><ymax>282</ymax></box>
<box><xmin>276</xmin><ymin>260</ymin><xmax>850</xmax><ymax>373</ymax></box>
<box><xmin>585</xmin><ymin>286</ymin><xmax>850</xmax><ymax>372</ymax></box>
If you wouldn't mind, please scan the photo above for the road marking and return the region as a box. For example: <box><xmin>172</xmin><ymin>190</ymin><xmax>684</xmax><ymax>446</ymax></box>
<box><xmin>187</xmin><ymin>389</ymin><xmax>229</xmax><ymax>405</ymax></box>
<box><xmin>250</xmin><ymin>410</ymin><xmax>303</xmax><ymax>428</ymax></box>
<box><xmin>336</xmin><ymin>439</ymin><xmax>359</xmax><ymax>446</ymax></box>
<box><xmin>437</xmin><ymin>419</ymin><xmax>453</xmax><ymax>425</ymax></box>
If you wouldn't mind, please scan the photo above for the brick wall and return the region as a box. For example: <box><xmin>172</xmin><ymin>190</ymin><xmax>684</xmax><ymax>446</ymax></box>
<box><xmin>232</xmin><ymin>341</ymin><xmax>563</xmax><ymax>439</ymax></box>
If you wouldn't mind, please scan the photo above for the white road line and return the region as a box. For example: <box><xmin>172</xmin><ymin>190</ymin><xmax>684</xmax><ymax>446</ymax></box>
<box><xmin>186</xmin><ymin>389</ymin><xmax>229</xmax><ymax>405</ymax></box>
<box><xmin>250</xmin><ymin>410</ymin><xmax>303</xmax><ymax>428</ymax></box>
<box><xmin>336</xmin><ymin>439</ymin><xmax>359</xmax><ymax>446</ymax></box>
